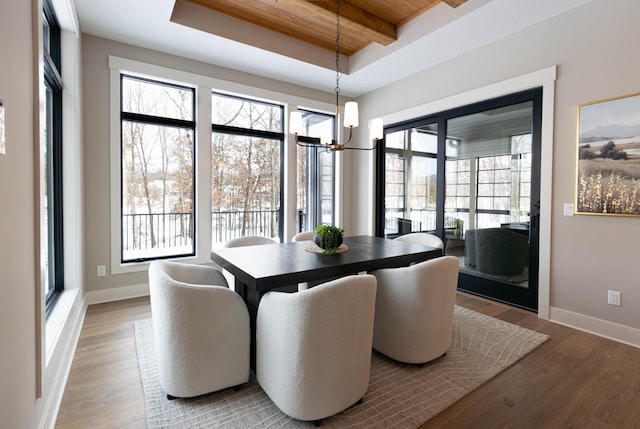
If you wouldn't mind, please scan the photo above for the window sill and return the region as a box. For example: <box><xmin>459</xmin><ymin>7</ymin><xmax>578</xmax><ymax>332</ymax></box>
<box><xmin>45</xmin><ymin>288</ymin><xmax>79</xmax><ymax>365</ymax></box>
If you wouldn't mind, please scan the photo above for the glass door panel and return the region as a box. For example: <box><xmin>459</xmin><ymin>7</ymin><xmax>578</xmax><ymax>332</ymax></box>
<box><xmin>377</xmin><ymin>89</ymin><xmax>541</xmax><ymax>311</ymax></box>
<box><xmin>444</xmin><ymin>101</ymin><xmax>536</xmax><ymax>299</ymax></box>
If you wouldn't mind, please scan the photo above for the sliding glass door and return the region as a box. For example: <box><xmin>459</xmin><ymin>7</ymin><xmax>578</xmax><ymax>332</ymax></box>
<box><xmin>377</xmin><ymin>89</ymin><xmax>542</xmax><ymax>311</ymax></box>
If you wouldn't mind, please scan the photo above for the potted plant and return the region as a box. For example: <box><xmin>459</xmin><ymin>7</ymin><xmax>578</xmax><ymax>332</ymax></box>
<box><xmin>314</xmin><ymin>224</ymin><xmax>344</xmax><ymax>255</ymax></box>
<box><xmin>454</xmin><ymin>218</ymin><xmax>464</xmax><ymax>238</ymax></box>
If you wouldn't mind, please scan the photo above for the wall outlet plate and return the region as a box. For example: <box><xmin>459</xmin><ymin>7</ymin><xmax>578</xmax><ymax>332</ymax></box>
<box><xmin>97</xmin><ymin>265</ymin><xmax>106</xmax><ymax>277</ymax></box>
<box><xmin>607</xmin><ymin>290</ymin><xmax>621</xmax><ymax>306</ymax></box>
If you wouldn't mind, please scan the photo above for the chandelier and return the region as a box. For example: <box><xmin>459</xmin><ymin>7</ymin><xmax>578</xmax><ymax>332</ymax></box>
<box><xmin>289</xmin><ymin>0</ymin><xmax>383</xmax><ymax>151</ymax></box>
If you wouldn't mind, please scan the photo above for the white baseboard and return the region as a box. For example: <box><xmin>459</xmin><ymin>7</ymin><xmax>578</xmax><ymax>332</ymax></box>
<box><xmin>550</xmin><ymin>307</ymin><xmax>640</xmax><ymax>349</ymax></box>
<box><xmin>39</xmin><ymin>292</ymin><xmax>87</xmax><ymax>429</ymax></box>
<box><xmin>85</xmin><ymin>283</ymin><xmax>149</xmax><ymax>305</ymax></box>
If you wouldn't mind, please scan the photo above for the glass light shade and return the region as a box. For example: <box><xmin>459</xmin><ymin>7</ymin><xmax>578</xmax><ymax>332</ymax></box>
<box><xmin>343</xmin><ymin>101</ymin><xmax>359</xmax><ymax>128</ymax></box>
<box><xmin>289</xmin><ymin>111</ymin><xmax>304</xmax><ymax>135</ymax></box>
<box><xmin>370</xmin><ymin>118</ymin><xmax>384</xmax><ymax>140</ymax></box>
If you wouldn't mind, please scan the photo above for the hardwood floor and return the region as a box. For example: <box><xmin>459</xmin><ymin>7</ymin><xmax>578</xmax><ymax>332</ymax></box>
<box><xmin>55</xmin><ymin>293</ymin><xmax>640</xmax><ymax>429</ymax></box>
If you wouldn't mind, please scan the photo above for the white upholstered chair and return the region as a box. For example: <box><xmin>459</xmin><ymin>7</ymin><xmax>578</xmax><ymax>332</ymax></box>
<box><xmin>223</xmin><ymin>235</ymin><xmax>276</xmax><ymax>248</ymax></box>
<box><xmin>256</xmin><ymin>274</ymin><xmax>377</xmax><ymax>423</ymax></box>
<box><xmin>371</xmin><ymin>256</ymin><xmax>459</xmax><ymax>364</ymax></box>
<box><xmin>292</xmin><ymin>230</ymin><xmax>315</xmax><ymax>242</ymax></box>
<box><xmin>394</xmin><ymin>232</ymin><xmax>444</xmax><ymax>250</ymax></box>
<box><xmin>221</xmin><ymin>235</ymin><xmax>276</xmax><ymax>290</ymax></box>
<box><xmin>148</xmin><ymin>261</ymin><xmax>250</xmax><ymax>399</ymax></box>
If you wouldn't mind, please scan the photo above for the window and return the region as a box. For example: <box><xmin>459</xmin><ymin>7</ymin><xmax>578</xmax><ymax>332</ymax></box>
<box><xmin>295</xmin><ymin>110</ymin><xmax>335</xmax><ymax>231</ymax></box>
<box><xmin>512</xmin><ymin>133</ymin><xmax>532</xmax><ymax>221</ymax></box>
<box><xmin>383</xmin><ymin>126</ymin><xmax>438</xmax><ymax>235</ymax></box>
<box><xmin>43</xmin><ymin>0</ymin><xmax>64</xmax><ymax>316</ymax></box>
<box><xmin>445</xmin><ymin>157</ymin><xmax>470</xmax><ymax>229</ymax></box>
<box><xmin>211</xmin><ymin>93</ymin><xmax>284</xmax><ymax>245</ymax></box>
<box><xmin>476</xmin><ymin>154</ymin><xmax>511</xmax><ymax>227</ymax></box>
<box><xmin>120</xmin><ymin>75</ymin><xmax>196</xmax><ymax>262</ymax></box>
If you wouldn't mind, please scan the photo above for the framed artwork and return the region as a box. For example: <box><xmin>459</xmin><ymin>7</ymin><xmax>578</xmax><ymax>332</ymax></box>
<box><xmin>576</xmin><ymin>93</ymin><xmax>640</xmax><ymax>215</ymax></box>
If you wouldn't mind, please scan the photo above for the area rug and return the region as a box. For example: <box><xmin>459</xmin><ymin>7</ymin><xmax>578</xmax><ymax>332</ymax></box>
<box><xmin>134</xmin><ymin>306</ymin><xmax>548</xmax><ymax>428</ymax></box>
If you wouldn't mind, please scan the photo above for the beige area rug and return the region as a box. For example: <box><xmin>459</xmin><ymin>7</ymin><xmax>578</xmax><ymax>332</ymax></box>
<box><xmin>134</xmin><ymin>306</ymin><xmax>548</xmax><ymax>428</ymax></box>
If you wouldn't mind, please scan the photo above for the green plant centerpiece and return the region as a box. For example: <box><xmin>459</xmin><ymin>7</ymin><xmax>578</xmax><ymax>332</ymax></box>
<box><xmin>314</xmin><ymin>224</ymin><xmax>344</xmax><ymax>255</ymax></box>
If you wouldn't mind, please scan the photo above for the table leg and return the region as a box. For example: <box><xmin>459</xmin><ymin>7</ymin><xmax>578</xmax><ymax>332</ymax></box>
<box><xmin>235</xmin><ymin>279</ymin><xmax>260</xmax><ymax>371</ymax></box>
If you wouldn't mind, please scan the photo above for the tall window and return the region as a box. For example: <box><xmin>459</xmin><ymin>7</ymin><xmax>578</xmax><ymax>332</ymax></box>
<box><xmin>211</xmin><ymin>93</ymin><xmax>284</xmax><ymax>245</ymax></box>
<box><xmin>512</xmin><ymin>133</ymin><xmax>532</xmax><ymax>221</ymax></box>
<box><xmin>476</xmin><ymin>154</ymin><xmax>513</xmax><ymax>227</ymax></box>
<box><xmin>383</xmin><ymin>126</ymin><xmax>438</xmax><ymax>235</ymax></box>
<box><xmin>43</xmin><ymin>0</ymin><xmax>64</xmax><ymax>315</ymax></box>
<box><xmin>120</xmin><ymin>75</ymin><xmax>196</xmax><ymax>262</ymax></box>
<box><xmin>445</xmin><ymin>157</ymin><xmax>470</xmax><ymax>229</ymax></box>
<box><xmin>295</xmin><ymin>110</ymin><xmax>335</xmax><ymax>231</ymax></box>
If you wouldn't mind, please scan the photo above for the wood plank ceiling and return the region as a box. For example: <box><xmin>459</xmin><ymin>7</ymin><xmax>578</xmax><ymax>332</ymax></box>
<box><xmin>184</xmin><ymin>0</ymin><xmax>469</xmax><ymax>56</ymax></box>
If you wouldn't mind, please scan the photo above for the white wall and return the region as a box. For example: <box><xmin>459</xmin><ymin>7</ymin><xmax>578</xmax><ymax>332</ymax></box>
<box><xmin>0</xmin><ymin>0</ymin><xmax>38</xmax><ymax>426</ymax></box>
<box><xmin>0</xmin><ymin>1</ymin><xmax>86</xmax><ymax>427</ymax></box>
<box><xmin>353</xmin><ymin>0</ymin><xmax>640</xmax><ymax>345</ymax></box>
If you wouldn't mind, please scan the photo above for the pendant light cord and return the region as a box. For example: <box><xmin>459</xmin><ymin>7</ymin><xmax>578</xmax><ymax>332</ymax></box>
<box><xmin>335</xmin><ymin>0</ymin><xmax>341</xmax><ymax>115</ymax></box>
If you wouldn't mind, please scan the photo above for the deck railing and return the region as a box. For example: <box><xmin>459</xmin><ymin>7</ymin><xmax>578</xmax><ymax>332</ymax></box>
<box><xmin>122</xmin><ymin>210</ymin><xmax>280</xmax><ymax>253</ymax></box>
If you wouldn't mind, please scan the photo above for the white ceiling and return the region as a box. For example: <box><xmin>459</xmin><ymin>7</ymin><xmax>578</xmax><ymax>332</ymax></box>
<box><xmin>70</xmin><ymin>0</ymin><xmax>591</xmax><ymax>97</ymax></box>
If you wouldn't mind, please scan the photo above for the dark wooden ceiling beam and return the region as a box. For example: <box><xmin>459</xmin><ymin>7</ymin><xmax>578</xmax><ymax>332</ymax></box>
<box><xmin>281</xmin><ymin>0</ymin><xmax>397</xmax><ymax>46</ymax></box>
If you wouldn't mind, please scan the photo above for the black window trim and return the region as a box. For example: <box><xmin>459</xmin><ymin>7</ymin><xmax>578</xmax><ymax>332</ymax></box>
<box><xmin>43</xmin><ymin>0</ymin><xmax>64</xmax><ymax>318</ymax></box>
<box><xmin>211</xmin><ymin>92</ymin><xmax>286</xmax><ymax>241</ymax></box>
<box><xmin>119</xmin><ymin>73</ymin><xmax>197</xmax><ymax>263</ymax></box>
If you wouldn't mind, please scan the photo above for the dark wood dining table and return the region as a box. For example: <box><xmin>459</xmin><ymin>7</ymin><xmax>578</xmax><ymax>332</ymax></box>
<box><xmin>210</xmin><ymin>234</ymin><xmax>442</xmax><ymax>369</ymax></box>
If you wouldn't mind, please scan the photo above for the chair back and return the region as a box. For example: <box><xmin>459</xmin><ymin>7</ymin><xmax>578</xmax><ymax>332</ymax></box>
<box><xmin>256</xmin><ymin>274</ymin><xmax>377</xmax><ymax>421</ymax></box>
<box><xmin>148</xmin><ymin>261</ymin><xmax>249</xmax><ymax>398</ymax></box>
<box><xmin>371</xmin><ymin>256</ymin><xmax>459</xmax><ymax>364</ymax></box>
<box><xmin>223</xmin><ymin>235</ymin><xmax>275</xmax><ymax>248</ymax></box>
<box><xmin>394</xmin><ymin>232</ymin><xmax>444</xmax><ymax>250</ymax></box>
<box><xmin>292</xmin><ymin>230</ymin><xmax>315</xmax><ymax>242</ymax></box>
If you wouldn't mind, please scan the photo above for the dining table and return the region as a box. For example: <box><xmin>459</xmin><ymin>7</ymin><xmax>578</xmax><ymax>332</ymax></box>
<box><xmin>210</xmin><ymin>234</ymin><xmax>442</xmax><ymax>369</ymax></box>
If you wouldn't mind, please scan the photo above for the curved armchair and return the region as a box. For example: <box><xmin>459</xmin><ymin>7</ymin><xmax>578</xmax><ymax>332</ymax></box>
<box><xmin>148</xmin><ymin>261</ymin><xmax>250</xmax><ymax>399</ymax></box>
<box><xmin>465</xmin><ymin>228</ymin><xmax>528</xmax><ymax>276</ymax></box>
<box><xmin>394</xmin><ymin>232</ymin><xmax>444</xmax><ymax>250</ymax></box>
<box><xmin>292</xmin><ymin>230</ymin><xmax>315</xmax><ymax>242</ymax></box>
<box><xmin>256</xmin><ymin>274</ymin><xmax>377</xmax><ymax>423</ymax></box>
<box><xmin>371</xmin><ymin>256</ymin><xmax>459</xmax><ymax>364</ymax></box>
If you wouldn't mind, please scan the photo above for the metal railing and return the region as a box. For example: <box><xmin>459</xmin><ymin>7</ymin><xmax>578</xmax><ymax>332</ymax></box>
<box><xmin>123</xmin><ymin>212</ymin><xmax>193</xmax><ymax>252</ymax></box>
<box><xmin>123</xmin><ymin>210</ymin><xmax>281</xmax><ymax>254</ymax></box>
<box><xmin>211</xmin><ymin>210</ymin><xmax>279</xmax><ymax>245</ymax></box>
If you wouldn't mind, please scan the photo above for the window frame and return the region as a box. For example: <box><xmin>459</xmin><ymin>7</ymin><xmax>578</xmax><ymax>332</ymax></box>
<box><xmin>119</xmin><ymin>74</ymin><xmax>197</xmax><ymax>264</ymax></box>
<box><xmin>294</xmin><ymin>109</ymin><xmax>336</xmax><ymax>231</ymax></box>
<box><xmin>43</xmin><ymin>0</ymin><xmax>64</xmax><ymax>317</ymax></box>
<box><xmin>211</xmin><ymin>91</ymin><xmax>285</xmax><ymax>243</ymax></box>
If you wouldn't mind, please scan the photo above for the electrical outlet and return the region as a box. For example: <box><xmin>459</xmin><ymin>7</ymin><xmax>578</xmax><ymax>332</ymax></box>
<box><xmin>97</xmin><ymin>265</ymin><xmax>106</xmax><ymax>277</ymax></box>
<box><xmin>607</xmin><ymin>290</ymin><xmax>621</xmax><ymax>306</ymax></box>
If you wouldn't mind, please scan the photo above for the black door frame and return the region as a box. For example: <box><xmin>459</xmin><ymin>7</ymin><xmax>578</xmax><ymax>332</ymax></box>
<box><xmin>376</xmin><ymin>88</ymin><xmax>542</xmax><ymax>312</ymax></box>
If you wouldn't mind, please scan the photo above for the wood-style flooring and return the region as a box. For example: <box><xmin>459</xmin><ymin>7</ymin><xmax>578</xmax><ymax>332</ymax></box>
<box><xmin>54</xmin><ymin>293</ymin><xmax>640</xmax><ymax>429</ymax></box>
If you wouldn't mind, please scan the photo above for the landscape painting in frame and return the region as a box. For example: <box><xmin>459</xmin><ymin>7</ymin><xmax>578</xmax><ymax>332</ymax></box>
<box><xmin>577</xmin><ymin>93</ymin><xmax>640</xmax><ymax>215</ymax></box>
